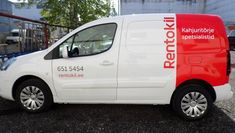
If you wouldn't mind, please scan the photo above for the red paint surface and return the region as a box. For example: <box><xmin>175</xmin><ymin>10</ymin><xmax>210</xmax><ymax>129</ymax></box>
<box><xmin>176</xmin><ymin>14</ymin><xmax>230</xmax><ymax>87</ymax></box>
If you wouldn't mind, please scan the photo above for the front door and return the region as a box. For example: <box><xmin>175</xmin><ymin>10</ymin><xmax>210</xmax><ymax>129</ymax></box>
<box><xmin>52</xmin><ymin>23</ymin><xmax>119</xmax><ymax>102</ymax></box>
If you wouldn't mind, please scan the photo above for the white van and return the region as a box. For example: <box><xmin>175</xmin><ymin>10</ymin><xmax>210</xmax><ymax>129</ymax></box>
<box><xmin>0</xmin><ymin>14</ymin><xmax>233</xmax><ymax>120</ymax></box>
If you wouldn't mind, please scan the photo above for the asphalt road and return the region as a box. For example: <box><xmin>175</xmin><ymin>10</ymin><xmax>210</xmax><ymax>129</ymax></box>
<box><xmin>0</xmin><ymin>53</ymin><xmax>234</xmax><ymax>132</ymax></box>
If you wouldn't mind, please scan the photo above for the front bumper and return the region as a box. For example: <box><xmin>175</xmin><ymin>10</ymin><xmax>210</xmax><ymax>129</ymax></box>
<box><xmin>0</xmin><ymin>71</ymin><xmax>14</xmax><ymax>100</ymax></box>
<box><xmin>6</xmin><ymin>40</ymin><xmax>18</xmax><ymax>44</ymax></box>
<box><xmin>214</xmin><ymin>83</ymin><xmax>233</xmax><ymax>102</ymax></box>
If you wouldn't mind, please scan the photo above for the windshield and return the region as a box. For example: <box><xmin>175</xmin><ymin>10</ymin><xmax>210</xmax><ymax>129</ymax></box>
<box><xmin>11</xmin><ymin>32</ymin><xmax>19</xmax><ymax>37</ymax></box>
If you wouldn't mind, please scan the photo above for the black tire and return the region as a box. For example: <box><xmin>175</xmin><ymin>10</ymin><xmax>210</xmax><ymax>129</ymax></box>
<box><xmin>171</xmin><ymin>84</ymin><xmax>212</xmax><ymax>121</ymax></box>
<box><xmin>15</xmin><ymin>78</ymin><xmax>53</xmax><ymax>113</ymax></box>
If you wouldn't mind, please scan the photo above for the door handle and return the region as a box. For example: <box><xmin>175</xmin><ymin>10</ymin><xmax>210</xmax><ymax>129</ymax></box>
<box><xmin>100</xmin><ymin>60</ymin><xmax>114</xmax><ymax>66</ymax></box>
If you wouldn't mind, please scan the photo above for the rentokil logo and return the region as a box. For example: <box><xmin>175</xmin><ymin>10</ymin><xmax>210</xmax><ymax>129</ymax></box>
<box><xmin>163</xmin><ymin>16</ymin><xmax>176</xmax><ymax>69</ymax></box>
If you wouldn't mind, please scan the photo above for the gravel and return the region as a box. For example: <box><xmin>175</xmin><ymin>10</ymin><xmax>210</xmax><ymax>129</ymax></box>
<box><xmin>214</xmin><ymin>51</ymin><xmax>235</xmax><ymax>123</ymax></box>
<box><xmin>0</xmin><ymin>101</ymin><xmax>235</xmax><ymax>132</ymax></box>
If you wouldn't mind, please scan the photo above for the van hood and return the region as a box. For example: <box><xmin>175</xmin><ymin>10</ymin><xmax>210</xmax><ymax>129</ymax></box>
<box><xmin>6</xmin><ymin>36</ymin><xmax>20</xmax><ymax>40</ymax></box>
<box><xmin>16</xmin><ymin>50</ymin><xmax>47</xmax><ymax>62</ymax></box>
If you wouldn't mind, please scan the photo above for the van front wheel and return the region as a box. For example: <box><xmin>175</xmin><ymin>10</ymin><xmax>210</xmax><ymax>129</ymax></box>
<box><xmin>172</xmin><ymin>84</ymin><xmax>212</xmax><ymax>120</ymax></box>
<box><xmin>15</xmin><ymin>79</ymin><xmax>53</xmax><ymax>113</ymax></box>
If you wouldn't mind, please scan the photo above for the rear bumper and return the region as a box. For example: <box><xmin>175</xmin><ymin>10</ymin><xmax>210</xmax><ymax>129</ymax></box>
<box><xmin>214</xmin><ymin>83</ymin><xmax>233</xmax><ymax>102</ymax></box>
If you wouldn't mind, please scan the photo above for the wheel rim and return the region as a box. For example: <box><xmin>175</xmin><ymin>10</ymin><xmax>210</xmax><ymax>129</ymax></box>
<box><xmin>20</xmin><ymin>86</ymin><xmax>45</xmax><ymax>110</ymax></box>
<box><xmin>181</xmin><ymin>92</ymin><xmax>208</xmax><ymax>118</ymax></box>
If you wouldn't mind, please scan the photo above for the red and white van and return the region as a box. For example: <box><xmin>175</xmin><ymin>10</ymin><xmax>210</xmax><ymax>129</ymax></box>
<box><xmin>0</xmin><ymin>14</ymin><xmax>233</xmax><ymax>120</ymax></box>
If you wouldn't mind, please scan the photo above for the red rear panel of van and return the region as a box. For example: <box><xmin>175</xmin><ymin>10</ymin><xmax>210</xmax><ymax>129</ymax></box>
<box><xmin>176</xmin><ymin>14</ymin><xmax>230</xmax><ymax>87</ymax></box>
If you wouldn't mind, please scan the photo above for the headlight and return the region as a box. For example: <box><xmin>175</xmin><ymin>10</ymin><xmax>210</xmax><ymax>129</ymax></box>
<box><xmin>0</xmin><ymin>57</ymin><xmax>16</xmax><ymax>71</ymax></box>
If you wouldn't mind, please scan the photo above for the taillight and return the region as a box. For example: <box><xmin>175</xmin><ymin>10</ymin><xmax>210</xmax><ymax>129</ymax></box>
<box><xmin>227</xmin><ymin>50</ymin><xmax>231</xmax><ymax>76</ymax></box>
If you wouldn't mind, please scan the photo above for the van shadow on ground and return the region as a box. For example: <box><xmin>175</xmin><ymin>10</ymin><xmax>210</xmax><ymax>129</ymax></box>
<box><xmin>0</xmin><ymin>98</ymin><xmax>235</xmax><ymax>132</ymax></box>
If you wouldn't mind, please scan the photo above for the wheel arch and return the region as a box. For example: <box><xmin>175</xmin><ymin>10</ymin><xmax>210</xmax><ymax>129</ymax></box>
<box><xmin>12</xmin><ymin>75</ymin><xmax>53</xmax><ymax>101</ymax></box>
<box><xmin>171</xmin><ymin>79</ymin><xmax>216</xmax><ymax>104</ymax></box>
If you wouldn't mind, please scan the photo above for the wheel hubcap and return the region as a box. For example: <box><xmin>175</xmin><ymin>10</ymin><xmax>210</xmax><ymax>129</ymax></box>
<box><xmin>20</xmin><ymin>86</ymin><xmax>45</xmax><ymax>110</ymax></box>
<box><xmin>181</xmin><ymin>92</ymin><xmax>208</xmax><ymax>118</ymax></box>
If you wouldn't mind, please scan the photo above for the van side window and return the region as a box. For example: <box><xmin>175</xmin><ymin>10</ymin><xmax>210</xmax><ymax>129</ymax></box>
<box><xmin>58</xmin><ymin>23</ymin><xmax>117</xmax><ymax>58</ymax></box>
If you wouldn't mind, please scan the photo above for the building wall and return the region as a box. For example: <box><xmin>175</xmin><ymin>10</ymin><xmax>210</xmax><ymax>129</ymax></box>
<box><xmin>0</xmin><ymin>0</ymin><xmax>13</xmax><ymax>43</ymax></box>
<box><xmin>12</xmin><ymin>4</ymin><xmax>43</xmax><ymax>20</ymax></box>
<box><xmin>205</xmin><ymin>0</ymin><xmax>235</xmax><ymax>25</ymax></box>
<box><xmin>0</xmin><ymin>0</ymin><xmax>12</xmax><ymax>14</ymax></box>
<box><xmin>0</xmin><ymin>0</ymin><xmax>12</xmax><ymax>33</ymax></box>
<box><xmin>120</xmin><ymin>0</ymin><xmax>206</xmax><ymax>15</ymax></box>
<box><xmin>120</xmin><ymin>0</ymin><xmax>235</xmax><ymax>33</ymax></box>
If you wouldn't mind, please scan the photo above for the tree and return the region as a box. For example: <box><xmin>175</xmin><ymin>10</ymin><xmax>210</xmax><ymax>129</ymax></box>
<box><xmin>40</xmin><ymin>0</ymin><xmax>111</xmax><ymax>29</ymax></box>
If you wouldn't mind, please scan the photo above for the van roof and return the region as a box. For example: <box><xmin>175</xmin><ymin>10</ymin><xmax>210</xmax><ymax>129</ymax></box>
<box><xmin>89</xmin><ymin>13</ymin><xmax>221</xmax><ymax>26</ymax></box>
<box><xmin>11</xmin><ymin>29</ymin><xmax>27</xmax><ymax>32</ymax></box>
<box><xmin>104</xmin><ymin>13</ymin><xmax>220</xmax><ymax>20</ymax></box>
<box><xmin>11</xmin><ymin>29</ymin><xmax>20</xmax><ymax>32</ymax></box>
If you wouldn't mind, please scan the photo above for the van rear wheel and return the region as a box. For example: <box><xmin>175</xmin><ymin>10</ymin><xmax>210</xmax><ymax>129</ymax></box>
<box><xmin>15</xmin><ymin>79</ymin><xmax>53</xmax><ymax>113</ymax></box>
<box><xmin>171</xmin><ymin>84</ymin><xmax>212</xmax><ymax>120</ymax></box>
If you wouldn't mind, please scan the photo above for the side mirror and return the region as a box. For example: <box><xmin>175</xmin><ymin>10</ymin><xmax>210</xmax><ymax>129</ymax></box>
<box><xmin>62</xmin><ymin>45</ymin><xmax>69</xmax><ymax>58</ymax></box>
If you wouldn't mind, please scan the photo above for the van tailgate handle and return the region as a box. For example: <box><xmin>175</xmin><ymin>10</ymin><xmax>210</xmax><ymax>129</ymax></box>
<box><xmin>100</xmin><ymin>60</ymin><xmax>114</xmax><ymax>66</ymax></box>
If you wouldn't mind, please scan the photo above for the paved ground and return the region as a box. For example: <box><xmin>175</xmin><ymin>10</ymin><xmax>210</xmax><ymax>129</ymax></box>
<box><xmin>1</xmin><ymin>101</ymin><xmax>235</xmax><ymax>133</ymax></box>
<box><xmin>215</xmin><ymin>51</ymin><xmax>235</xmax><ymax>122</ymax></box>
<box><xmin>0</xmin><ymin>52</ymin><xmax>234</xmax><ymax>132</ymax></box>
